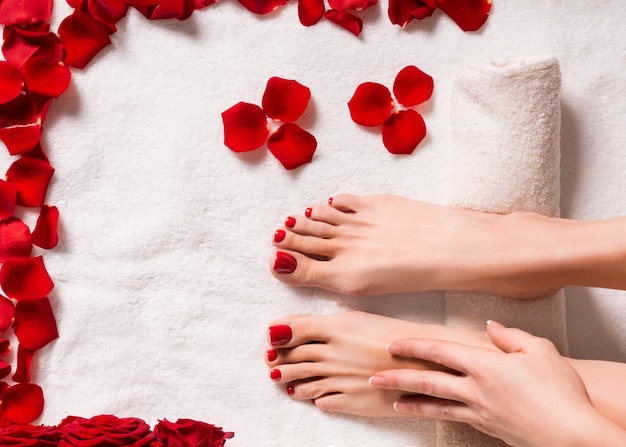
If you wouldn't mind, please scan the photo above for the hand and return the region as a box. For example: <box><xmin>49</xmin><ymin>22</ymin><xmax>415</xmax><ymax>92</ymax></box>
<box><xmin>370</xmin><ymin>321</ymin><xmax>626</xmax><ymax>447</ymax></box>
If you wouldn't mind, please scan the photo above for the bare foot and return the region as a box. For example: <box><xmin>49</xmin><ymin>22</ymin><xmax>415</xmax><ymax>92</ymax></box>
<box><xmin>264</xmin><ymin>311</ymin><xmax>494</xmax><ymax>418</ymax></box>
<box><xmin>269</xmin><ymin>193</ymin><xmax>564</xmax><ymax>298</ymax></box>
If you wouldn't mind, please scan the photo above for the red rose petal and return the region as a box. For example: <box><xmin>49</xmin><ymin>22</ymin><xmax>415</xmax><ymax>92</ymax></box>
<box><xmin>87</xmin><ymin>0</ymin><xmax>129</xmax><ymax>26</ymax></box>
<box><xmin>0</xmin><ymin>339</ymin><xmax>10</xmax><ymax>356</ymax></box>
<box><xmin>392</xmin><ymin>65</ymin><xmax>433</xmax><ymax>107</ymax></box>
<box><xmin>0</xmin><ymin>62</ymin><xmax>23</xmax><ymax>105</ymax></box>
<box><xmin>58</xmin><ymin>11</ymin><xmax>112</xmax><ymax>69</ymax></box>
<box><xmin>437</xmin><ymin>0</ymin><xmax>491</xmax><ymax>32</ymax></box>
<box><xmin>0</xmin><ymin>0</ymin><xmax>52</xmax><ymax>26</ymax></box>
<box><xmin>324</xmin><ymin>10</ymin><xmax>362</xmax><ymax>36</ymax></box>
<box><xmin>0</xmin><ymin>362</ymin><xmax>10</xmax><ymax>380</ymax></box>
<box><xmin>0</xmin><ymin>296</ymin><xmax>14</xmax><ymax>333</ymax></box>
<box><xmin>31</xmin><ymin>205</ymin><xmax>59</xmax><ymax>250</ymax></box>
<box><xmin>0</xmin><ymin>95</ymin><xmax>42</xmax><ymax>155</ymax></box>
<box><xmin>0</xmin><ymin>181</ymin><xmax>17</xmax><ymax>220</ymax></box>
<box><xmin>328</xmin><ymin>0</ymin><xmax>376</xmax><ymax>11</ymax></box>
<box><xmin>195</xmin><ymin>0</ymin><xmax>217</xmax><ymax>10</ymax></box>
<box><xmin>22</xmin><ymin>57</ymin><xmax>72</xmax><ymax>98</ymax></box>
<box><xmin>12</xmin><ymin>345</ymin><xmax>34</xmax><ymax>383</ymax></box>
<box><xmin>13</xmin><ymin>298</ymin><xmax>59</xmax><ymax>351</ymax></box>
<box><xmin>0</xmin><ymin>218</ymin><xmax>33</xmax><ymax>262</ymax></box>
<box><xmin>136</xmin><ymin>0</ymin><xmax>196</xmax><ymax>20</ymax></box>
<box><xmin>267</xmin><ymin>123</ymin><xmax>317</xmax><ymax>170</ymax></box>
<box><xmin>387</xmin><ymin>0</ymin><xmax>435</xmax><ymax>27</ymax></box>
<box><xmin>298</xmin><ymin>0</ymin><xmax>325</xmax><ymax>27</ymax></box>
<box><xmin>347</xmin><ymin>82</ymin><xmax>393</xmax><ymax>126</ymax></box>
<box><xmin>1</xmin><ymin>383</ymin><xmax>44</xmax><ymax>424</ymax></box>
<box><xmin>262</xmin><ymin>77</ymin><xmax>311</xmax><ymax>123</ymax></box>
<box><xmin>382</xmin><ymin>109</ymin><xmax>426</xmax><ymax>154</ymax></box>
<box><xmin>237</xmin><ymin>0</ymin><xmax>287</xmax><ymax>14</ymax></box>
<box><xmin>0</xmin><ymin>256</ymin><xmax>54</xmax><ymax>301</ymax></box>
<box><xmin>2</xmin><ymin>27</ymin><xmax>64</xmax><ymax>69</ymax></box>
<box><xmin>5</xmin><ymin>157</ymin><xmax>55</xmax><ymax>207</ymax></box>
<box><xmin>222</xmin><ymin>102</ymin><xmax>269</xmax><ymax>152</ymax></box>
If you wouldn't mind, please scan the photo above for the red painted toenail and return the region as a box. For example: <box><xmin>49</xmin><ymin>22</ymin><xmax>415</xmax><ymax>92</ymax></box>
<box><xmin>269</xmin><ymin>325</ymin><xmax>292</xmax><ymax>346</ymax></box>
<box><xmin>285</xmin><ymin>216</ymin><xmax>296</xmax><ymax>228</ymax></box>
<box><xmin>270</xmin><ymin>369</ymin><xmax>282</xmax><ymax>381</ymax></box>
<box><xmin>273</xmin><ymin>251</ymin><xmax>297</xmax><ymax>274</ymax></box>
<box><xmin>274</xmin><ymin>229</ymin><xmax>286</xmax><ymax>243</ymax></box>
<box><xmin>328</xmin><ymin>197</ymin><xmax>333</xmax><ymax>205</ymax></box>
<box><xmin>287</xmin><ymin>385</ymin><xmax>295</xmax><ymax>396</ymax></box>
<box><xmin>305</xmin><ymin>207</ymin><xmax>312</xmax><ymax>218</ymax></box>
<box><xmin>267</xmin><ymin>349</ymin><xmax>278</xmax><ymax>362</ymax></box>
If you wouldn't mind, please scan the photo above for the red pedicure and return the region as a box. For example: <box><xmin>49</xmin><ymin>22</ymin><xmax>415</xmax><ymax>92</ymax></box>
<box><xmin>270</xmin><ymin>369</ymin><xmax>282</xmax><ymax>381</ymax></box>
<box><xmin>305</xmin><ymin>207</ymin><xmax>312</xmax><ymax>218</ymax></box>
<box><xmin>266</xmin><ymin>349</ymin><xmax>278</xmax><ymax>362</ymax></box>
<box><xmin>328</xmin><ymin>197</ymin><xmax>333</xmax><ymax>205</ymax></box>
<box><xmin>274</xmin><ymin>229</ymin><xmax>286</xmax><ymax>243</ymax></box>
<box><xmin>269</xmin><ymin>325</ymin><xmax>292</xmax><ymax>346</ymax></box>
<box><xmin>287</xmin><ymin>385</ymin><xmax>295</xmax><ymax>396</ymax></box>
<box><xmin>273</xmin><ymin>251</ymin><xmax>297</xmax><ymax>274</ymax></box>
<box><xmin>285</xmin><ymin>216</ymin><xmax>296</xmax><ymax>228</ymax></box>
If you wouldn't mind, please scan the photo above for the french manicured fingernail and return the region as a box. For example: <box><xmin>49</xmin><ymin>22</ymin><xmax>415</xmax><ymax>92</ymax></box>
<box><xmin>273</xmin><ymin>251</ymin><xmax>297</xmax><ymax>274</ymax></box>
<box><xmin>305</xmin><ymin>207</ymin><xmax>312</xmax><ymax>218</ymax></box>
<box><xmin>328</xmin><ymin>197</ymin><xmax>333</xmax><ymax>205</ymax></box>
<box><xmin>394</xmin><ymin>401</ymin><xmax>411</xmax><ymax>413</ymax></box>
<box><xmin>369</xmin><ymin>375</ymin><xmax>387</xmax><ymax>388</ymax></box>
<box><xmin>486</xmin><ymin>320</ymin><xmax>505</xmax><ymax>328</ymax></box>
<box><xmin>285</xmin><ymin>216</ymin><xmax>296</xmax><ymax>228</ymax></box>
<box><xmin>270</xmin><ymin>369</ymin><xmax>282</xmax><ymax>381</ymax></box>
<box><xmin>269</xmin><ymin>325</ymin><xmax>292</xmax><ymax>346</ymax></box>
<box><xmin>266</xmin><ymin>349</ymin><xmax>278</xmax><ymax>362</ymax></box>
<box><xmin>386</xmin><ymin>343</ymin><xmax>402</xmax><ymax>355</ymax></box>
<box><xmin>287</xmin><ymin>385</ymin><xmax>295</xmax><ymax>396</ymax></box>
<box><xmin>274</xmin><ymin>229</ymin><xmax>286</xmax><ymax>243</ymax></box>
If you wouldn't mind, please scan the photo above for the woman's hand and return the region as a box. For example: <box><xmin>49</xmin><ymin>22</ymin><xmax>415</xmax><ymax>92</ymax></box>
<box><xmin>370</xmin><ymin>321</ymin><xmax>626</xmax><ymax>447</ymax></box>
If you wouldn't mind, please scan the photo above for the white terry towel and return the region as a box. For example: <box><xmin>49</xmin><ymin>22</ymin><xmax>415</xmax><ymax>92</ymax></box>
<box><xmin>438</xmin><ymin>57</ymin><xmax>567</xmax><ymax>447</ymax></box>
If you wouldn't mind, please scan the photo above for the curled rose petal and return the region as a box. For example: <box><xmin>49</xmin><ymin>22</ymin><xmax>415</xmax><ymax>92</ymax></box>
<box><xmin>0</xmin><ymin>95</ymin><xmax>42</xmax><ymax>155</ymax></box>
<box><xmin>0</xmin><ymin>180</ymin><xmax>18</xmax><ymax>220</ymax></box>
<box><xmin>58</xmin><ymin>11</ymin><xmax>112</xmax><ymax>69</ymax></box>
<box><xmin>0</xmin><ymin>256</ymin><xmax>54</xmax><ymax>301</ymax></box>
<box><xmin>0</xmin><ymin>0</ymin><xmax>52</xmax><ymax>26</ymax></box>
<box><xmin>382</xmin><ymin>109</ymin><xmax>426</xmax><ymax>154</ymax></box>
<box><xmin>437</xmin><ymin>0</ymin><xmax>491</xmax><ymax>32</ymax></box>
<box><xmin>387</xmin><ymin>0</ymin><xmax>435</xmax><ymax>27</ymax></box>
<box><xmin>347</xmin><ymin>82</ymin><xmax>393</xmax><ymax>126</ymax></box>
<box><xmin>31</xmin><ymin>205</ymin><xmax>59</xmax><ymax>250</ymax></box>
<box><xmin>2</xmin><ymin>27</ymin><xmax>64</xmax><ymax>69</ymax></box>
<box><xmin>0</xmin><ymin>296</ymin><xmax>14</xmax><ymax>333</ymax></box>
<box><xmin>5</xmin><ymin>157</ymin><xmax>55</xmax><ymax>207</ymax></box>
<box><xmin>0</xmin><ymin>62</ymin><xmax>23</xmax><ymax>105</ymax></box>
<box><xmin>135</xmin><ymin>0</ymin><xmax>196</xmax><ymax>20</ymax></box>
<box><xmin>0</xmin><ymin>339</ymin><xmax>10</xmax><ymax>355</ymax></box>
<box><xmin>267</xmin><ymin>123</ymin><xmax>317</xmax><ymax>170</ymax></box>
<box><xmin>13</xmin><ymin>297</ymin><xmax>59</xmax><ymax>351</ymax></box>
<box><xmin>11</xmin><ymin>344</ymin><xmax>33</xmax><ymax>383</ymax></box>
<box><xmin>195</xmin><ymin>0</ymin><xmax>217</xmax><ymax>10</ymax></box>
<box><xmin>22</xmin><ymin>57</ymin><xmax>72</xmax><ymax>98</ymax></box>
<box><xmin>328</xmin><ymin>0</ymin><xmax>377</xmax><ymax>11</ymax></box>
<box><xmin>0</xmin><ymin>218</ymin><xmax>33</xmax><ymax>262</ymax></box>
<box><xmin>87</xmin><ymin>0</ymin><xmax>129</xmax><ymax>27</ymax></box>
<box><xmin>392</xmin><ymin>65</ymin><xmax>433</xmax><ymax>107</ymax></box>
<box><xmin>262</xmin><ymin>77</ymin><xmax>311</xmax><ymax>123</ymax></box>
<box><xmin>298</xmin><ymin>0</ymin><xmax>325</xmax><ymax>26</ymax></box>
<box><xmin>237</xmin><ymin>0</ymin><xmax>287</xmax><ymax>14</ymax></box>
<box><xmin>1</xmin><ymin>383</ymin><xmax>44</xmax><ymax>424</ymax></box>
<box><xmin>222</xmin><ymin>102</ymin><xmax>269</xmax><ymax>152</ymax></box>
<box><xmin>324</xmin><ymin>10</ymin><xmax>362</xmax><ymax>36</ymax></box>
<box><xmin>0</xmin><ymin>361</ymin><xmax>10</xmax><ymax>380</ymax></box>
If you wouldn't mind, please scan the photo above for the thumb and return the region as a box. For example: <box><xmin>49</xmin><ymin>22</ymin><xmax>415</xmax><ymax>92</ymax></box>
<box><xmin>486</xmin><ymin>320</ymin><xmax>535</xmax><ymax>354</ymax></box>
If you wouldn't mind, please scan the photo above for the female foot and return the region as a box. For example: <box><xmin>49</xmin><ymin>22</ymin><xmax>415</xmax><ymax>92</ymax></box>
<box><xmin>264</xmin><ymin>311</ymin><xmax>494</xmax><ymax>418</ymax></box>
<box><xmin>270</xmin><ymin>194</ymin><xmax>565</xmax><ymax>298</ymax></box>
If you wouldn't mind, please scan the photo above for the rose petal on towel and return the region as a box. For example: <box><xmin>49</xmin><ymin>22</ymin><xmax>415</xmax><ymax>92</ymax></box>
<box><xmin>0</xmin><ymin>62</ymin><xmax>23</xmax><ymax>105</ymax></box>
<box><xmin>222</xmin><ymin>102</ymin><xmax>269</xmax><ymax>152</ymax></box>
<box><xmin>387</xmin><ymin>0</ymin><xmax>435</xmax><ymax>27</ymax></box>
<box><xmin>382</xmin><ymin>109</ymin><xmax>426</xmax><ymax>154</ymax></box>
<box><xmin>262</xmin><ymin>77</ymin><xmax>311</xmax><ymax>123</ymax></box>
<box><xmin>0</xmin><ymin>218</ymin><xmax>32</xmax><ymax>262</ymax></box>
<box><xmin>328</xmin><ymin>0</ymin><xmax>377</xmax><ymax>11</ymax></box>
<box><xmin>5</xmin><ymin>157</ymin><xmax>55</xmax><ymax>207</ymax></box>
<box><xmin>86</xmin><ymin>0</ymin><xmax>129</xmax><ymax>26</ymax></box>
<box><xmin>13</xmin><ymin>298</ymin><xmax>59</xmax><ymax>351</ymax></box>
<box><xmin>31</xmin><ymin>205</ymin><xmax>59</xmax><ymax>250</ymax></box>
<box><xmin>0</xmin><ymin>95</ymin><xmax>42</xmax><ymax>155</ymax></box>
<box><xmin>195</xmin><ymin>0</ymin><xmax>217</xmax><ymax>10</ymax></box>
<box><xmin>2</xmin><ymin>26</ymin><xmax>64</xmax><ymax>70</ymax></box>
<box><xmin>393</xmin><ymin>65</ymin><xmax>433</xmax><ymax>107</ymax></box>
<box><xmin>0</xmin><ymin>0</ymin><xmax>52</xmax><ymax>26</ymax></box>
<box><xmin>437</xmin><ymin>0</ymin><xmax>491</xmax><ymax>32</ymax></box>
<box><xmin>12</xmin><ymin>344</ymin><xmax>34</xmax><ymax>383</ymax></box>
<box><xmin>135</xmin><ymin>0</ymin><xmax>196</xmax><ymax>20</ymax></box>
<box><xmin>348</xmin><ymin>82</ymin><xmax>393</xmax><ymax>126</ymax></box>
<box><xmin>0</xmin><ymin>339</ymin><xmax>10</xmax><ymax>356</ymax></box>
<box><xmin>0</xmin><ymin>256</ymin><xmax>54</xmax><ymax>301</ymax></box>
<box><xmin>298</xmin><ymin>0</ymin><xmax>325</xmax><ymax>26</ymax></box>
<box><xmin>237</xmin><ymin>0</ymin><xmax>287</xmax><ymax>14</ymax></box>
<box><xmin>0</xmin><ymin>297</ymin><xmax>14</xmax><ymax>333</ymax></box>
<box><xmin>324</xmin><ymin>10</ymin><xmax>362</xmax><ymax>36</ymax></box>
<box><xmin>0</xmin><ymin>362</ymin><xmax>10</xmax><ymax>380</ymax></box>
<box><xmin>22</xmin><ymin>57</ymin><xmax>71</xmax><ymax>98</ymax></box>
<box><xmin>1</xmin><ymin>383</ymin><xmax>44</xmax><ymax>423</ymax></box>
<box><xmin>268</xmin><ymin>123</ymin><xmax>317</xmax><ymax>170</ymax></box>
<box><xmin>58</xmin><ymin>11</ymin><xmax>112</xmax><ymax>69</ymax></box>
<box><xmin>154</xmin><ymin>418</ymin><xmax>234</xmax><ymax>446</ymax></box>
<box><xmin>0</xmin><ymin>181</ymin><xmax>17</xmax><ymax>221</ymax></box>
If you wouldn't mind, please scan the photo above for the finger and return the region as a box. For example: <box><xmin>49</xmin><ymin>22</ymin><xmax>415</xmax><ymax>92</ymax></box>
<box><xmin>486</xmin><ymin>321</ymin><xmax>541</xmax><ymax>354</ymax></box>
<box><xmin>393</xmin><ymin>395</ymin><xmax>477</xmax><ymax>424</ymax></box>
<box><xmin>387</xmin><ymin>338</ymin><xmax>485</xmax><ymax>374</ymax></box>
<box><xmin>370</xmin><ymin>369</ymin><xmax>472</xmax><ymax>403</ymax></box>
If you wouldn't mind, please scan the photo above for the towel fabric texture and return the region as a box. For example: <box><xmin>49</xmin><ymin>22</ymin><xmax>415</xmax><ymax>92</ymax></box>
<box><xmin>439</xmin><ymin>57</ymin><xmax>566</xmax><ymax>447</ymax></box>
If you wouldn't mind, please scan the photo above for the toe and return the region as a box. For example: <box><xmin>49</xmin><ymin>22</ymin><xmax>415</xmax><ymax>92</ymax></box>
<box><xmin>281</xmin><ymin>214</ymin><xmax>338</xmax><ymax>238</ymax></box>
<box><xmin>327</xmin><ymin>193</ymin><xmax>366</xmax><ymax>213</ymax></box>
<box><xmin>267</xmin><ymin>314</ymin><xmax>339</xmax><ymax>348</ymax></box>
<box><xmin>269</xmin><ymin>250</ymin><xmax>338</xmax><ymax>291</ymax></box>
